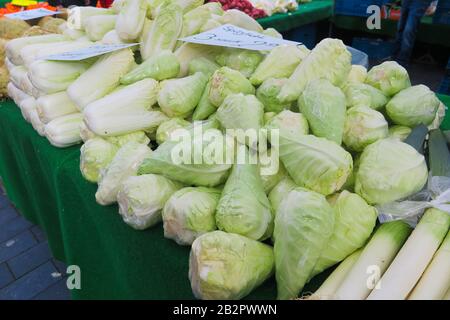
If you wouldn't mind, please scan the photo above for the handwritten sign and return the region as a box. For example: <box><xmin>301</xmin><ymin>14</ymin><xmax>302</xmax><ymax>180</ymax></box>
<box><xmin>44</xmin><ymin>43</ymin><xmax>139</xmax><ymax>61</ymax></box>
<box><xmin>179</xmin><ymin>24</ymin><xmax>301</xmax><ymax>51</ymax></box>
<box><xmin>5</xmin><ymin>8</ymin><xmax>59</xmax><ymax>21</ymax></box>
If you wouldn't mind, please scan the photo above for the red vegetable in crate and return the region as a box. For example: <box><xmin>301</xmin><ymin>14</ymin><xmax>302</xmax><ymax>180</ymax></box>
<box><xmin>209</xmin><ymin>0</ymin><xmax>266</xmax><ymax>19</ymax></box>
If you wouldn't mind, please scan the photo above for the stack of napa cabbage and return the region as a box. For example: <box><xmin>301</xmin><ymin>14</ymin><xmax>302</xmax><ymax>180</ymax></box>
<box><xmin>5</xmin><ymin>0</ymin><xmax>447</xmax><ymax>301</ymax></box>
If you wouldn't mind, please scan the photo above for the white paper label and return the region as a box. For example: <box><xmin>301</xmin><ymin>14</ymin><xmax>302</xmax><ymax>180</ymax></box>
<box><xmin>44</xmin><ymin>43</ymin><xmax>139</xmax><ymax>61</ymax></box>
<box><xmin>5</xmin><ymin>8</ymin><xmax>60</xmax><ymax>21</ymax></box>
<box><xmin>179</xmin><ymin>24</ymin><xmax>301</xmax><ymax>51</ymax></box>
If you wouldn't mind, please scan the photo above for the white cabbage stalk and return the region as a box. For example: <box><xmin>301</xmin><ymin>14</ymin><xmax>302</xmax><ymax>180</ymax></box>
<box><xmin>83</xmin><ymin>79</ymin><xmax>168</xmax><ymax>136</ymax></box>
<box><xmin>96</xmin><ymin>142</ymin><xmax>152</xmax><ymax>205</ymax></box>
<box><xmin>138</xmin><ymin>18</ymin><xmax>153</xmax><ymax>43</ymax></box>
<box><xmin>18</xmin><ymin>97</ymin><xmax>37</xmax><ymax>123</ymax></box>
<box><xmin>117</xmin><ymin>174</ymin><xmax>183</xmax><ymax>230</ymax></box>
<box><xmin>174</xmin><ymin>43</ymin><xmax>221</xmax><ymax>77</ymax></box>
<box><xmin>7</xmin><ymin>82</ymin><xmax>31</xmax><ymax>106</ymax></box>
<box><xmin>79</xmin><ymin>121</ymin><xmax>97</xmax><ymax>142</ymax></box>
<box><xmin>63</xmin><ymin>28</ymin><xmax>86</xmax><ymax>40</ymax></box>
<box><xmin>334</xmin><ymin>221</ymin><xmax>412</xmax><ymax>300</ymax></box>
<box><xmin>4</xmin><ymin>57</ymin><xmax>16</xmax><ymax>73</ymax></box>
<box><xmin>219</xmin><ymin>9</ymin><xmax>263</xmax><ymax>32</ymax></box>
<box><xmin>9</xmin><ymin>66</ymin><xmax>38</xmax><ymax>97</ymax></box>
<box><xmin>67</xmin><ymin>49</ymin><xmax>135</xmax><ymax>110</ymax></box>
<box><xmin>44</xmin><ymin>113</ymin><xmax>83</xmax><ymax>148</ymax></box>
<box><xmin>29</xmin><ymin>108</ymin><xmax>46</xmax><ymax>137</ymax></box>
<box><xmin>28</xmin><ymin>60</ymin><xmax>90</xmax><ymax>94</ymax></box>
<box><xmin>20</xmin><ymin>41</ymin><xmax>94</xmax><ymax>67</ymax></box>
<box><xmin>58</xmin><ymin>22</ymin><xmax>68</xmax><ymax>33</ymax></box>
<box><xmin>101</xmin><ymin>30</ymin><xmax>130</xmax><ymax>45</ymax></box>
<box><xmin>408</xmin><ymin>231</ymin><xmax>450</xmax><ymax>300</ymax></box>
<box><xmin>112</xmin><ymin>0</ymin><xmax>126</xmax><ymax>12</ymax></box>
<box><xmin>85</xmin><ymin>15</ymin><xmax>118</xmax><ymax>41</ymax></box>
<box><xmin>115</xmin><ymin>0</ymin><xmax>147</xmax><ymax>41</ymax></box>
<box><xmin>367</xmin><ymin>209</ymin><xmax>450</xmax><ymax>300</ymax></box>
<box><xmin>72</xmin><ymin>7</ymin><xmax>115</xmax><ymax>30</ymax></box>
<box><xmin>36</xmin><ymin>92</ymin><xmax>79</xmax><ymax>124</ymax></box>
<box><xmin>309</xmin><ymin>249</ymin><xmax>362</xmax><ymax>300</ymax></box>
<box><xmin>140</xmin><ymin>3</ymin><xmax>183</xmax><ymax>60</ymax></box>
<box><xmin>6</xmin><ymin>34</ymin><xmax>69</xmax><ymax>65</ymax></box>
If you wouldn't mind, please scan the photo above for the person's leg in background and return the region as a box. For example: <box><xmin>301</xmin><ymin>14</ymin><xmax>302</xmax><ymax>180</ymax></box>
<box><xmin>393</xmin><ymin>0</ymin><xmax>412</xmax><ymax>58</ymax></box>
<box><xmin>395</xmin><ymin>0</ymin><xmax>432</xmax><ymax>67</ymax></box>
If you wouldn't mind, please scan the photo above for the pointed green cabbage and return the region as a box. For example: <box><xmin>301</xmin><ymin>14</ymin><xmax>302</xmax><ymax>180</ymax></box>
<box><xmin>279</xmin><ymin>134</ymin><xmax>353</xmax><ymax>196</ymax></box>
<box><xmin>84</xmin><ymin>79</ymin><xmax>167</xmax><ymax>136</ymax></box>
<box><xmin>274</xmin><ymin>187</ymin><xmax>335</xmax><ymax>299</ymax></box>
<box><xmin>179</xmin><ymin>5</ymin><xmax>211</xmax><ymax>38</ymax></box>
<box><xmin>158</xmin><ymin>72</ymin><xmax>208</xmax><ymax>118</ymax></box>
<box><xmin>215</xmin><ymin>160</ymin><xmax>273</xmax><ymax>241</ymax></box>
<box><xmin>189</xmin><ymin>231</ymin><xmax>274</xmax><ymax>300</ymax></box>
<box><xmin>388</xmin><ymin>125</ymin><xmax>412</xmax><ymax>141</ymax></box>
<box><xmin>121</xmin><ymin>50</ymin><xmax>180</xmax><ymax>84</ymax></box>
<box><xmin>355</xmin><ymin>138</ymin><xmax>428</xmax><ymax>204</ymax></box>
<box><xmin>105</xmin><ymin>131</ymin><xmax>150</xmax><ymax>147</ymax></box>
<box><xmin>256</xmin><ymin>78</ymin><xmax>290</xmax><ymax>113</ymax></box>
<box><xmin>344</xmin><ymin>82</ymin><xmax>388</xmax><ymax>110</ymax></box>
<box><xmin>260</xmin><ymin>161</ymin><xmax>287</xmax><ymax>194</ymax></box>
<box><xmin>174</xmin><ymin>43</ymin><xmax>221</xmax><ymax>77</ymax></box>
<box><xmin>117</xmin><ymin>174</ymin><xmax>183</xmax><ymax>230</ymax></box>
<box><xmin>386</xmin><ymin>85</ymin><xmax>440</xmax><ymax>127</ymax></box>
<box><xmin>208</xmin><ymin>67</ymin><xmax>255</xmax><ymax>107</ymax></box>
<box><xmin>278</xmin><ymin>38</ymin><xmax>351</xmax><ymax>103</ymax></box>
<box><xmin>156</xmin><ymin>117</ymin><xmax>190</xmax><ymax>144</ymax></box>
<box><xmin>261</xmin><ymin>27</ymin><xmax>282</xmax><ymax>38</ymax></box>
<box><xmin>162</xmin><ymin>187</ymin><xmax>220</xmax><ymax>245</ymax></box>
<box><xmin>67</xmin><ymin>49</ymin><xmax>135</xmax><ymax>110</ymax></box>
<box><xmin>347</xmin><ymin>65</ymin><xmax>367</xmax><ymax>83</ymax></box>
<box><xmin>250</xmin><ymin>45</ymin><xmax>308</xmax><ymax>86</ymax></box>
<box><xmin>298</xmin><ymin>79</ymin><xmax>346</xmax><ymax>144</ymax></box>
<box><xmin>215</xmin><ymin>48</ymin><xmax>263</xmax><ymax>78</ymax></box>
<box><xmin>366</xmin><ymin>61</ymin><xmax>411</xmax><ymax>96</ymax></box>
<box><xmin>192</xmin><ymin>80</ymin><xmax>216</xmax><ymax>121</ymax></box>
<box><xmin>343</xmin><ymin>106</ymin><xmax>389</xmax><ymax>152</ymax></box>
<box><xmin>115</xmin><ymin>0</ymin><xmax>147</xmax><ymax>41</ymax></box>
<box><xmin>80</xmin><ymin>137</ymin><xmax>118</xmax><ymax>183</ymax></box>
<box><xmin>138</xmin><ymin>129</ymin><xmax>232</xmax><ymax>187</ymax></box>
<box><xmin>264</xmin><ymin>110</ymin><xmax>309</xmax><ymax>142</ymax></box>
<box><xmin>268</xmin><ymin>176</ymin><xmax>296</xmax><ymax>212</ymax></box>
<box><xmin>96</xmin><ymin>141</ymin><xmax>152</xmax><ymax>205</ymax></box>
<box><xmin>311</xmin><ymin>190</ymin><xmax>377</xmax><ymax>277</ymax></box>
<box><xmin>188</xmin><ymin>57</ymin><xmax>219</xmax><ymax>78</ymax></box>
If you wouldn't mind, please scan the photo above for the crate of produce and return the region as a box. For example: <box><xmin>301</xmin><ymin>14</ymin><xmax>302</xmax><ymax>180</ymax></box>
<box><xmin>433</xmin><ymin>0</ymin><xmax>450</xmax><ymax>25</ymax></box>
<box><xmin>282</xmin><ymin>23</ymin><xmax>317</xmax><ymax>49</ymax></box>
<box><xmin>351</xmin><ymin>37</ymin><xmax>395</xmax><ymax>60</ymax></box>
<box><xmin>335</xmin><ymin>0</ymin><xmax>389</xmax><ymax>17</ymax></box>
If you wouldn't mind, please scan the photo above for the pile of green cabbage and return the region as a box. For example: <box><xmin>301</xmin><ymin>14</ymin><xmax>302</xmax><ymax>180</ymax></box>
<box><xmin>6</xmin><ymin>0</ymin><xmax>444</xmax><ymax>301</ymax></box>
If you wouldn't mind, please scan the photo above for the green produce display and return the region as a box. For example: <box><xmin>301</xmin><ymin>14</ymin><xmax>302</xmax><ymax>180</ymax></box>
<box><xmin>2</xmin><ymin>0</ymin><xmax>450</xmax><ymax>301</ymax></box>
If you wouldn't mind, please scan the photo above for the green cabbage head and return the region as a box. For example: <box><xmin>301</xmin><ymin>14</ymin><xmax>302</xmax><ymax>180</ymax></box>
<box><xmin>311</xmin><ymin>190</ymin><xmax>378</xmax><ymax>277</ymax></box>
<box><xmin>346</xmin><ymin>65</ymin><xmax>367</xmax><ymax>83</ymax></box>
<box><xmin>386</xmin><ymin>84</ymin><xmax>440</xmax><ymax>127</ymax></box>
<box><xmin>298</xmin><ymin>79</ymin><xmax>346</xmax><ymax>144</ymax></box>
<box><xmin>268</xmin><ymin>176</ymin><xmax>296</xmax><ymax>212</ymax></box>
<box><xmin>189</xmin><ymin>231</ymin><xmax>274</xmax><ymax>300</ymax></box>
<box><xmin>162</xmin><ymin>187</ymin><xmax>221</xmax><ymax>245</ymax></box>
<box><xmin>264</xmin><ymin>110</ymin><xmax>309</xmax><ymax>143</ymax></box>
<box><xmin>156</xmin><ymin>117</ymin><xmax>190</xmax><ymax>145</ymax></box>
<box><xmin>343</xmin><ymin>106</ymin><xmax>389</xmax><ymax>152</ymax></box>
<box><xmin>117</xmin><ymin>174</ymin><xmax>183</xmax><ymax>230</ymax></box>
<box><xmin>355</xmin><ymin>138</ymin><xmax>428</xmax><ymax>205</ymax></box>
<box><xmin>80</xmin><ymin>137</ymin><xmax>118</xmax><ymax>183</ymax></box>
<box><xmin>279</xmin><ymin>134</ymin><xmax>353</xmax><ymax>196</ymax></box>
<box><xmin>274</xmin><ymin>187</ymin><xmax>335</xmax><ymax>299</ymax></box>
<box><xmin>388</xmin><ymin>125</ymin><xmax>412</xmax><ymax>141</ymax></box>
<box><xmin>215</xmin><ymin>48</ymin><xmax>263</xmax><ymax>78</ymax></box>
<box><xmin>365</xmin><ymin>61</ymin><xmax>411</xmax><ymax>96</ymax></box>
<box><xmin>256</xmin><ymin>78</ymin><xmax>291</xmax><ymax>113</ymax></box>
<box><xmin>344</xmin><ymin>82</ymin><xmax>388</xmax><ymax>110</ymax></box>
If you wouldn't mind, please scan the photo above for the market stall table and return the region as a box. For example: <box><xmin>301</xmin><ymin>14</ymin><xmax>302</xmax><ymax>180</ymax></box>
<box><xmin>1</xmin><ymin>93</ymin><xmax>449</xmax><ymax>299</ymax></box>
<box><xmin>332</xmin><ymin>15</ymin><xmax>450</xmax><ymax>48</ymax></box>
<box><xmin>257</xmin><ymin>0</ymin><xmax>333</xmax><ymax>32</ymax></box>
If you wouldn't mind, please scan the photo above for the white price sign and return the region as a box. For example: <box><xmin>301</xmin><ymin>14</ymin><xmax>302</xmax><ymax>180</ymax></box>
<box><xmin>5</xmin><ymin>8</ymin><xmax>60</xmax><ymax>21</ymax></box>
<box><xmin>44</xmin><ymin>43</ymin><xmax>139</xmax><ymax>61</ymax></box>
<box><xmin>179</xmin><ymin>24</ymin><xmax>301</xmax><ymax>51</ymax></box>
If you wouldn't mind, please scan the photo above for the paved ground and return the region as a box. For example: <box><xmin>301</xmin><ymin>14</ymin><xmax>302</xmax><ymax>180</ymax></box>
<box><xmin>0</xmin><ymin>189</ymin><xmax>71</xmax><ymax>300</ymax></box>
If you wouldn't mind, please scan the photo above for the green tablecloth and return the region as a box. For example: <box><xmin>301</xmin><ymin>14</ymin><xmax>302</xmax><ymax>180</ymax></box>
<box><xmin>258</xmin><ymin>0</ymin><xmax>333</xmax><ymax>32</ymax></box>
<box><xmin>332</xmin><ymin>15</ymin><xmax>450</xmax><ymax>47</ymax></box>
<box><xmin>1</xmin><ymin>94</ymin><xmax>449</xmax><ymax>299</ymax></box>
<box><xmin>0</xmin><ymin>100</ymin><xmax>332</xmax><ymax>299</ymax></box>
